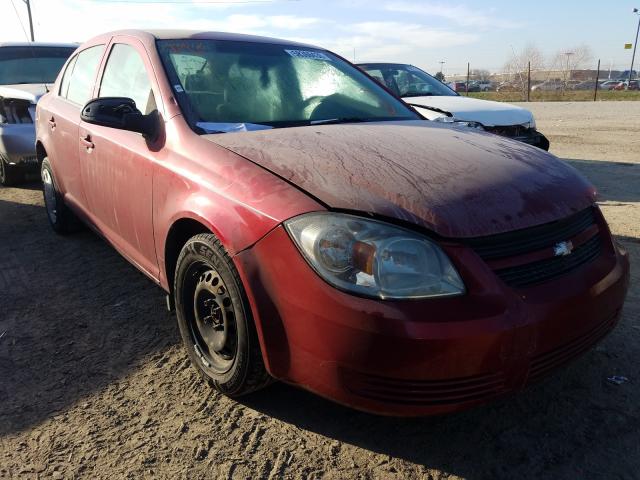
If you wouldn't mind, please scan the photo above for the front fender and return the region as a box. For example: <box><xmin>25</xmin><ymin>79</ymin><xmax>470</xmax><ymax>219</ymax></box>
<box><xmin>152</xmin><ymin>128</ymin><xmax>322</xmax><ymax>291</ymax></box>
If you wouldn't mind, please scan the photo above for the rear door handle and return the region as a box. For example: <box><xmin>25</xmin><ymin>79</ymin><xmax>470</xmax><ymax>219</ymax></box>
<box><xmin>80</xmin><ymin>135</ymin><xmax>94</xmax><ymax>150</ymax></box>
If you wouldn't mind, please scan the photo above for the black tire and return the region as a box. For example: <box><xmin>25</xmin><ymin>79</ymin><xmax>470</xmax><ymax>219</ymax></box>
<box><xmin>41</xmin><ymin>157</ymin><xmax>81</xmax><ymax>234</ymax></box>
<box><xmin>0</xmin><ymin>157</ymin><xmax>23</xmax><ymax>186</ymax></box>
<box><xmin>174</xmin><ymin>233</ymin><xmax>271</xmax><ymax>396</ymax></box>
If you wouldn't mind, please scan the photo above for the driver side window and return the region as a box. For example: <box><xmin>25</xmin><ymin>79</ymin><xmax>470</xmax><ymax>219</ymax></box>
<box><xmin>99</xmin><ymin>44</ymin><xmax>156</xmax><ymax>115</ymax></box>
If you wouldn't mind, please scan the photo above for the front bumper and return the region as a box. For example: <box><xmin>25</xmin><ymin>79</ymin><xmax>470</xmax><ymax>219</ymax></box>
<box><xmin>235</xmin><ymin>224</ymin><xmax>629</xmax><ymax>416</ymax></box>
<box><xmin>484</xmin><ymin>125</ymin><xmax>550</xmax><ymax>151</ymax></box>
<box><xmin>0</xmin><ymin>123</ymin><xmax>38</xmax><ymax>168</ymax></box>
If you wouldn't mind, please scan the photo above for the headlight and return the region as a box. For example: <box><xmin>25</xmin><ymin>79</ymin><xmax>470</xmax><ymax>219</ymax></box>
<box><xmin>284</xmin><ymin>213</ymin><xmax>465</xmax><ymax>300</ymax></box>
<box><xmin>433</xmin><ymin>117</ymin><xmax>484</xmax><ymax>129</ymax></box>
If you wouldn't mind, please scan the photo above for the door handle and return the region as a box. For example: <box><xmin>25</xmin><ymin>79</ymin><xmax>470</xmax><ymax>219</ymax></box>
<box><xmin>80</xmin><ymin>135</ymin><xmax>94</xmax><ymax>150</ymax></box>
<box><xmin>48</xmin><ymin>116</ymin><xmax>56</xmax><ymax>129</ymax></box>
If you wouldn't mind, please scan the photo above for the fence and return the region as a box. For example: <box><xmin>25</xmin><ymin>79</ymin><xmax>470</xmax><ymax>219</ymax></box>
<box><xmin>437</xmin><ymin>60</ymin><xmax>637</xmax><ymax>101</ymax></box>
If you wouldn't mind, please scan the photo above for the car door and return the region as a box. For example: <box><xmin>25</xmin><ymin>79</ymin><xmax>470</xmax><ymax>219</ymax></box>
<box><xmin>78</xmin><ymin>39</ymin><xmax>160</xmax><ymax>280</ymax></box>
<box><xmin>45</xmin><ymin>44</ymin><xmax>104</xmax><ymax>210</ymax></box>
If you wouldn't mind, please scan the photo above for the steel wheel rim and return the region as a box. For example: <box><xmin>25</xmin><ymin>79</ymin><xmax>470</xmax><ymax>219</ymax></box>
<box><xmin>41</xmin><ymin>168</ymin><xmax>57</xmax><ymax>223</ymax></box>
<box><xmin>185</xmin><ymin>262</ymin><xmax>237</xmax><ymax>374</ymax></box>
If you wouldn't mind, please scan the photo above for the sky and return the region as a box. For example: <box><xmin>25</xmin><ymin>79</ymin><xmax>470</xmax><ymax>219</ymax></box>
<box><xmin>1</xmin><ymin>0</ymin><xmax>639</xmax><ymax>75</ymax></box>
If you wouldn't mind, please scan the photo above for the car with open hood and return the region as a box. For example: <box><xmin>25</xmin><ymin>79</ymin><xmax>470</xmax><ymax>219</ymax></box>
<box><xmin>35</xmin><ymin>30</ymin><xmax>629</xmax><ymax>416</ymax></box>
<box><xmin>0</xmin><ymin>42</ymin><xmax>77</xmax><ymax>185</ymax></box>
<box><xmin>358</xmin><ymin>62</ymin><xmax>550</xmax><ymax>151</ymax></box>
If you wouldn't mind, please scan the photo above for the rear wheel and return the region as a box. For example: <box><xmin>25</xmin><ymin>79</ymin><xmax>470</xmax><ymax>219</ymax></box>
<box><xmin>41</xmin><ymin>157</ymin><xmax>81</xmax><ymax>234</ymax></box>
<box><xmin>174</xmin><ymin>233</ymin><xmax>271</xmax><ymax>396</ymax></box>
<box><xmin>0</xmin><ymin>158</ymin><xmax>23</xmax><ymax>186</ymax></box>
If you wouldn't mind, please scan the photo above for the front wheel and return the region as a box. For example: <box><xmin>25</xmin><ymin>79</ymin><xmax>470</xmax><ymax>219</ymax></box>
<box><xmin>174</xmin><ymin>233</ymin><xmax>271</xmax><ymax>396</ymax></box>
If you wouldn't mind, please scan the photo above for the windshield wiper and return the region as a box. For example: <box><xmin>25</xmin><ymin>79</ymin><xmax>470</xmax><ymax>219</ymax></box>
<box><xmin>309</xmin><ymin>117</ymin><xmax>377</xmax><ymax>126</ymax></box>
<box><xmin>406</xmin><ymin>103</ymin><xmax>453</xmax><ymax>117</ymax></box>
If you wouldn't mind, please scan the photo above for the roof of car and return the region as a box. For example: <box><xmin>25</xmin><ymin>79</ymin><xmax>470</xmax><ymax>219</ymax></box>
<box><xmin>357</xmin><ymin>62</ymin><xmax>412</xmax><ymax>67</ymax></box>
<box><xmin>0</xmin><ymin>42</ymin><xmax>78</xmax><ymax>48</ymax></box>
<box><xmin>93</xmin><ymin>29</ymin><xmax>320</xmax><ymax>49</ymax></box>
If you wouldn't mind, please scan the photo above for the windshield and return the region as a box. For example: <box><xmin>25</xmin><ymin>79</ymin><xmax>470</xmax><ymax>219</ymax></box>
<box><xmin>156</xmin><ymin>39</ymin><xmax>418</xmax><ymax>133</ymax></box>
<box><xmin>0</xmin><ymin>46</ymin><xmax>76</xmax><ymax>85</ymax></box>
<box><xmin>359</xmin><ymin>64</ymin><xmax>457</xmax><ymax>98</ymax></box>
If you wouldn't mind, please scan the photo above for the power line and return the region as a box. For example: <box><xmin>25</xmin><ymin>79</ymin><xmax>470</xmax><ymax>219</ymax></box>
<box><xmin>9</xmin><ymin>0</ymin><xmax>31</xmax><ymax>42</ymax></box>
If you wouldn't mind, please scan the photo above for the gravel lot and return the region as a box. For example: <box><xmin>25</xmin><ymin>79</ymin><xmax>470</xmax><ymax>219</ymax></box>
<box><xmin>1</xmin><ymin>101</ymin><xmax>638</xmax><ymax>479</ymax></box>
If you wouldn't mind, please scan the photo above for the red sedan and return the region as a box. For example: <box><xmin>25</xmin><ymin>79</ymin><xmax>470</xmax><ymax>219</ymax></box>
<box><xmin>35</xmin><ymin>30</ymin><xmax>629</xmax><ymax>416</ymax></box>
<box><xmin>613</xmin><ymin>80</ymin><xmax>639</xmax><ymax>90</ymax></box>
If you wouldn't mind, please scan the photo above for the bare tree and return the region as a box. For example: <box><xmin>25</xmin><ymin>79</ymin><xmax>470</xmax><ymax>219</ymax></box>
<box><xmin>503</xmin><ymin>44</ymin><xmax>545</xmax><ymax>93</ymax></box>
<box><xmin>551</xmin><ymin>44</ymin><xmax>594</xmax><ymax>82</ymax></box>
<box><xmin>470</xmin><ymin>69</ymin><xmax>491</xmax><ymax>81</ymax></box>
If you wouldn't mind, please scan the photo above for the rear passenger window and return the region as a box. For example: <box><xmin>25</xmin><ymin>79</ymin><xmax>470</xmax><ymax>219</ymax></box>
<box><xmin>64</xmin><ymin>45</ymin><xmax>104</xmax><ymax>106</ymax></box>
<box><xmin>99</xmin><ymin>44</ymin><xmax>156</xmax><ymax>115</ymax></box>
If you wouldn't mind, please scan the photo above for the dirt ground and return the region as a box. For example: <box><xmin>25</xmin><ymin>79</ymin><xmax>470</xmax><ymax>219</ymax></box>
<box><xmin>0</xmin><ymin>101</ymin><xmax>638</xmax><ymax>480</ymax></box>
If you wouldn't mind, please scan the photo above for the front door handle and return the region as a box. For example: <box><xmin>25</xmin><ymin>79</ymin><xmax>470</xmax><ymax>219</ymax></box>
<box><xmin>80</xmin><ymin>135</ymin><xmax>94</xmax><ymax>150</ymax></box>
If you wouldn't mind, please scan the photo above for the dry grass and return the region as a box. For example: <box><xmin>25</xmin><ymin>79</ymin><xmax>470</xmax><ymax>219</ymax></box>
<box><xmin>468</xmin><ymin>90</ymin><xmax>640</xmax><ymax>102</ymax></box>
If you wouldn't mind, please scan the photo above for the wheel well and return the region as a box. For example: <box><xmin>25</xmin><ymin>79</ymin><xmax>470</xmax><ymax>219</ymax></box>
<box><xmin>35</xmin><ymin>142</ymin><xmax>47</xmax><ymax>162</ymax></box>
<box><xmin>164</xmin><ymin>218</ymin><xmax>212</xmax><ymax>292</ymax></box>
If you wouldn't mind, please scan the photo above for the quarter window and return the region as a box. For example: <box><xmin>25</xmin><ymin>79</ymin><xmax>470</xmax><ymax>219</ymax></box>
<box><xmin>99</xmin><ymin>44</ymin><xmax>156</xmax><ymax>115</ymax></box>
<box><xmin>64</xmin><ymin>45</ymin><xmax>104</xmax><ymax>106</ymax></box>
<box><xmin>58</xmin><ymin>54</ymin><xmax>77</xmax><ymax>98</ymax></box>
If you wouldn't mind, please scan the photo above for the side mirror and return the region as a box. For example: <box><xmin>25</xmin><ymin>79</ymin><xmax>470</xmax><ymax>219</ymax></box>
<box><xmin>81</xmin><ymin>97</ymin><xmax>157</xmax><ymax>139</ymax></box>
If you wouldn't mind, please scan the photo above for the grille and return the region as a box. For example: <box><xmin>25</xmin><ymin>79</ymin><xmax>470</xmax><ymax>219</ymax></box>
<box><xmin>527</xmin><ymin>310</ymin><xmax>618</xmax><ymax>384</ymax></box>
<box><xmin>465</xmin><ymin>208</ymin><xmax>596</xmax><ymax>260</ymax></box>
<box><xmin>344</xmin><ymin>371</ymin><xmax>507</xmax><ymax>406</ymax></box>
<box><xmin>464</xmin><ymin>207</ymin><xmax>601</xmax><ymax>288</ymax></box>
<box><xmin>494</xmin><ymin>235</ymin><xmax>601</xmax><ymax>288</ymax></box>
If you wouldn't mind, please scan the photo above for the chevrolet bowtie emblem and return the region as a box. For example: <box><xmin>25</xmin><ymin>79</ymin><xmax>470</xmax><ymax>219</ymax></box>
<box><xmin>553</xmin><ymin>241</ymin><xmax>574</xmax><ymax>257</ymax></box>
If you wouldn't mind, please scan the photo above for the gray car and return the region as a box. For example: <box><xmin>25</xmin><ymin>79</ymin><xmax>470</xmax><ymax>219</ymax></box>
<box><xmin>0</xmin><ymin>42</ymin><xmax>76</xmax><ymax>185</ymax></box>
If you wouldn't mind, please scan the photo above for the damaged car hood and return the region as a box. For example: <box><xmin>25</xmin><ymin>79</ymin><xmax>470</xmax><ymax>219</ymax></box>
<box><xmin>0</xmin><ymin>84</ymin><xmax>50</xmax><ymax>104</ymax></box>
<box><xmin>407</xmin><ymin>96</ymin><xmax>534</xmax><ymax>127</ymax></box>
<box><xmin>205</xmin><ymin>121</ymin><xmax>595</xmax><ymax>238</ymax></box>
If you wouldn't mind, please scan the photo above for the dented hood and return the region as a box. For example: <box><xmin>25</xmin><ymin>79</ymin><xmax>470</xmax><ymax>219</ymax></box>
<box><xmin>206</xmin><ymin>120</ymin><xmax>596</xmax><ymax>238</ymax></box>
<box><xmin>408</xmin><ymin>96</ymin><xmax>534</xmax><ymax>127</ymax></box>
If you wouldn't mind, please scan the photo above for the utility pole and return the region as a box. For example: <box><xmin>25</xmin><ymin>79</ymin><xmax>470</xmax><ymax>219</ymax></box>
<box><xmin>629</xmin><ymin>8</ymin><xmax>640</xmax><ymax>85</ymax></box>
<box><xmin>527</xmin><ymin>61</ymin><xmax>531</xmax><ymax>102</ymax></box>
<box><xmin>23</xmin><ymin>0</ymin><xmax>35</xmax><ymax>41</ymax></box>
<box><xmin>438</xmin><ymin>60</ymin><xmax>445</xmax><ymax>75</ymax></box>
<box><xmin>594</xmin><ymin>59</ymin><xmax>600</xmax><ymax>101</ymax></box>
<box><xmin>564</xmin><ymin>52</ymin><xmax>574</xmax><ymax>80</ymax></box>
<box><xmin>465</xmin><ymin>62</ymin><xmax>470</xmax><ymax>96</ymax></box>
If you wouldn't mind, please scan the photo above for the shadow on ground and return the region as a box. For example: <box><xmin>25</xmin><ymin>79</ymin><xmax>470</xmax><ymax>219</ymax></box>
<box><xmin>0</xmin><ymin>198</ymin><xmax>177</xmax><ymax>436</ymax></box>
<box><xmin>565</xmin><ymin>158</ymin><xmax>640</xmax><ymax>204</ymax></box>
<box><xmin>10</xmin><ymin>178</ymin><xmax>42</xmax><ymax>191</ymax></box>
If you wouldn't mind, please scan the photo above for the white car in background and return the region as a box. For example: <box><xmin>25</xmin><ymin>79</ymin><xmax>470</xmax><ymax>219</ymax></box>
<box><xmin>357</xmin><ymin>63</ymin><xmax>549</xmax><ymax>150</ymax></box>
